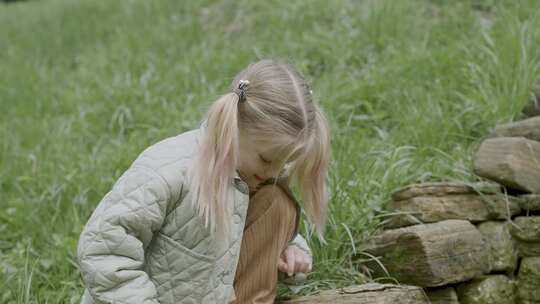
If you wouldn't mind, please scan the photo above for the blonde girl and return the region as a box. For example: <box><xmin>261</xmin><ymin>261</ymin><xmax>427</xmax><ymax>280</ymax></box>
<box><xmin>77</xmin><ymin>59</ymin><xmax>331</xmax><ymax>304</ymax></box>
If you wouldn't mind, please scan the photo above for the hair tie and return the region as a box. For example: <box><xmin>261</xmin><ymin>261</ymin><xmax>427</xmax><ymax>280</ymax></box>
<box><xmin>233</xmin><ymin>79</ymin><xmax>250</xmax><ymax>103</ymax></box>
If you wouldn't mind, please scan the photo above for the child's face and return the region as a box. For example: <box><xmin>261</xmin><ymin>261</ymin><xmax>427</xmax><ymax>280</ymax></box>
<box><xmin>237</xmin><ymin>132</ymin><xmax>288</xmax><ymax>189</ymax></box>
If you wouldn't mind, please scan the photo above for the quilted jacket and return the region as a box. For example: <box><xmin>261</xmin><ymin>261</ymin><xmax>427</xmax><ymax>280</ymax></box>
<box><xmin>76</xmin><ymin>123</ymin><xmax>312</xmax><ymax>304</ymax></box>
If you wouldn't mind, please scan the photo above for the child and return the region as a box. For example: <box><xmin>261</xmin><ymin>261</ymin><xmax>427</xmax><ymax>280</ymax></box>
<box><xmin>77</xmin><ymin>59</ymin><xmax>331</xmax><ymax>304</ymax></box>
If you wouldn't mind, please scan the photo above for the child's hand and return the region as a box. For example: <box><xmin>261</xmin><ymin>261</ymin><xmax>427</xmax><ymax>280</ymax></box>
<box><xmin>278</xmin><ymin>245</ymin><xmax>312</xmax><ymax>276</ymax></box>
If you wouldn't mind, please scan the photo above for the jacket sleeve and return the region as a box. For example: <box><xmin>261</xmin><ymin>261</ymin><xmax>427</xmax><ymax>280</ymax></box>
<box><xmin>77</xmin><ymin>164</ymin><xmax>171</xmax><ymax>304</ymax></box>
<box><xmin>289</xmin><ymin>233</ymin><xmax>312</xmax><ymax>257</ymax></box>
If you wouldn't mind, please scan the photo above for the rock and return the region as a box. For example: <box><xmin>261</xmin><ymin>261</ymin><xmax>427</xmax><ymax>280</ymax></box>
<box><xmin>383</xmin><ymin>194</ymin><xmax>520</xmax><ymax>229</ymax></box>
<box><xmin>515</xmin><ymin>241</ymin><xmax>540</xmax><ymax>257</ymax></box>
<box><xmin>477</xmin><ymin>221</ymin><xmax>518</xmax><ymax>272</ymax></box>
<box><xmin>473</xmin><ymin>137</ymin><xmax>540</xmax><ymax>193</ymax></box>
<box><xmin>518</xmin><ymin>194</ymin><xmax>540</xmax><ymax>212</ymax></box>
<box><xmin>279</xmin><ymin>283</ymin><xmax>429</xmax><ymax>304</ymax></box>
<box><xmin>517</xmin><ymin>257</ymin><xmax>540</xmax><ymax>304</ymax></box>
<box><xmin>509</xmin><ymin>216</ymin><xmax>540</xmax><ymax>257</ymax></box>
<box><xmin>391</xmin><ymin>181</ymin><xmax>501</xmax><ymax>201</ymax></box>
<box><xmin>509</xmin><ymin>217</ymin><xmax>540</xmax><ymax>242</ymax></box>
<box><xmin>456</xmin><ymin>275</ymin><xmax>515</xmax><ymax>304</ymax></box>
<box><xmin>362</xmin><ymin>220</ymin><xmax>490</xmax><ymax>287</ymax></box>
<box><xmin>488</xmin><ymin>116</ymin><xmax>540</xmax><ymax>141</ymax></box>
<box><xmin>425</xmin><ymin>287</ymin><xmax>459</xmax><ymax>304</ymax></box>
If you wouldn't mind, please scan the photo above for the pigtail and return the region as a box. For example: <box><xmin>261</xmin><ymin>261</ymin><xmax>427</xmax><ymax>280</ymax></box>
<box><xmin>291</xmin><ymin>106</ymin><xmax>331</xmax><ymax>242</ymax></box>
<box><xmin>188</xmin><ymin>92</ymin><xmax>241</xmax><ymax>236</ymax></box>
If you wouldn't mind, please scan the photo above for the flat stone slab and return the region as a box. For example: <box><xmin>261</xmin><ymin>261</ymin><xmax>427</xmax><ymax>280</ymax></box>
<box><xmin>488</xmin><ymin>116</ymin><xmax>540</xmax><ymax>142</ymax></box>
<box><xmin>425</xmin><ymin>287</ymin><xmax>459</xmax><ymax>304</ymax></box>
<box><xmin>456</xmin><ymin>274</ymin><xmax>516</xmax><ymax>304</ymax></box>
<box><xmin>362</xmin><ymin>220</ymin><xmax>490</xmax><ymax>287</ymax></box>
<box><xmin>477</xmin><ymin>221</ymin><xmax>518</xmax><ymax>272</ymax></box>
<box><xmin>391</xmin><ymin>181</ymin><xmax>501</xmax><ymax>201</ymax></box>
<box><xmin>383</xmin><ymin>194</ymin><xmax>520</xmax><ymax>229</ymax></box>
<box><xmin>473</xmin><ymin>137</ymin><xmax>540</xmax><ymax>193</ymax></box>
<box><xmin>518</xmin><ymin>194</ymin><xmax>540</xmax><ymax>212</ymax></box>
<box><xmin>279</xmin><ymin>283</ymin><xmax>429</xmax><ymax>304</ymax></box>
<box><xmin>517</xmin><ymin>257</ymin><xmax>540</xmax><ymax>303</ymax></box>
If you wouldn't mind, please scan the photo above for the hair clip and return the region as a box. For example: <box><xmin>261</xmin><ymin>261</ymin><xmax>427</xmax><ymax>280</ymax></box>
<box><xmin>234</xmin><ymin>79</ymin><xmax>250</xmax><ymax>102</ymax></box>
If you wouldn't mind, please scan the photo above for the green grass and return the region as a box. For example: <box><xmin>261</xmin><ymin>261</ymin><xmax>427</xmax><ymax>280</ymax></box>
<box><xmin>1</xmin><ymin>0</ymin><xmax>540</xmax><ymax>302</ymax></box>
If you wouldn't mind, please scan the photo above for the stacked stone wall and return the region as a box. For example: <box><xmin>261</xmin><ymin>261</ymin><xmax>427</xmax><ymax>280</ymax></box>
<box><xmin>281</xmin><ymin>117</ymin><xmax>540</xmax><ymax>303</ymax></box>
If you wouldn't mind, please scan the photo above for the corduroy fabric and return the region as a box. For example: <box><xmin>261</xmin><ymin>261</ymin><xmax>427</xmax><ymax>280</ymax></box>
<box><xmin>230</xmin><ymin>183</ymin><xmax>298</xmax><ymax>303</ymax></box>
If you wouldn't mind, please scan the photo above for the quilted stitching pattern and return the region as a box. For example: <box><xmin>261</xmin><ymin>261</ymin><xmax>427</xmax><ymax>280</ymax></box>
<box><xmin>77</xmin><ymin>164</ymin><xmax>169</xmax><ymax>304</ymax></box>
<box><xmin>77</xmin><ymin>127</ymin><xmax>311</xmax><ymax>304</ymax></box>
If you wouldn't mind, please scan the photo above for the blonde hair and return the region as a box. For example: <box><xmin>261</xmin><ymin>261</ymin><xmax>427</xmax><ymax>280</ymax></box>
<box><xmin>187</xmin><ymin>59</ymin><xmax>331</xmax><ymax>241</ymax></box>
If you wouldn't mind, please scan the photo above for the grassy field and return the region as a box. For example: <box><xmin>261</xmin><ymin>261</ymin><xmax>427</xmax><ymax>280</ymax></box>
<box><xmin>1</xmin><ymin>0</ymin><xmax>540</xmax><ymax>302</ymax></box>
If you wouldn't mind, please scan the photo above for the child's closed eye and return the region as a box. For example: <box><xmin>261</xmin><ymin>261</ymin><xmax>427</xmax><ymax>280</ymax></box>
<box><xmin>259</xmin><ymin>155</ymin><xmax>272</xmax><ymax>164</ymax></box>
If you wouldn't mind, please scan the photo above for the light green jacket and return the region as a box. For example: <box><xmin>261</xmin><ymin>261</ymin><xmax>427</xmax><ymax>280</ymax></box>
<box><xmin>76</xmin><ymin>124</ymin><xmax>311</xmax><ymax>304</ymax></box>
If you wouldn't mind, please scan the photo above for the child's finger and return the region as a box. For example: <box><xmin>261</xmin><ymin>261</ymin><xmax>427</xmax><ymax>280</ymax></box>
<box><xmin>301</xmin><ymin>256</ymin><xmax>311</xmax><ymax>273</ymax></box>
<box><xmin>295</xmin><ymin>251</ymin><xmax>309</xmax><ymax>273</ymax></box>
<box><xmin>285</xmin><ymin>248</ymin><xmax>295</xmax><ymax>276</ymax></box>
<box><xmin>278</xmin><ymin>259</ymin><xmax>288</xmax><ymax>273</ymax></box>
<box><xmin>305</xmin><ymin>255</ymin><xmax>313</xmax><ymax>272</ymax></box>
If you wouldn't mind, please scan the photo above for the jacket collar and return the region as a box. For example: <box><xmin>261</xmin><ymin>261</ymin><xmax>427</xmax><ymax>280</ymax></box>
<box><xmin>233</xmin><ymin>170</ymin><xmax>250</xmax><ymax>195</ymax></box>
